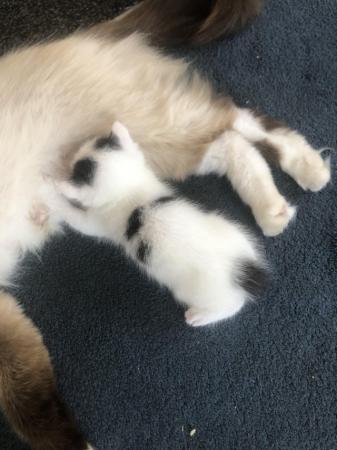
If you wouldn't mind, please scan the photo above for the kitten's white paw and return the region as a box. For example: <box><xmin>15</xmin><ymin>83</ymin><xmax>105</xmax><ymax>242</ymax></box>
<box><xmin>293</xmin><ymin>152</ymin><xmax>330</xmax><ymax>192</ymax></box>
<box><xmin>185</xmin><ymin>308</ymin><xmax>232</xmax><ymax>327</ymax></box>
<box><xmin>255</xmin><ymin>198</ymin><xmax>296</xmax><ymax>237</ymax></box>
<box><xmin>185</xmin><ymin>308</ymin><xmax>216</xmax><ymax>327</ymax></box>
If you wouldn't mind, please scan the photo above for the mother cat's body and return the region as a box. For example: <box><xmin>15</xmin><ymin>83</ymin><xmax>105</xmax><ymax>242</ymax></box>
<box><xmin>0</xmin><ymin>1</ymin><xmax>330</xmax><ymax>449</ymax></box>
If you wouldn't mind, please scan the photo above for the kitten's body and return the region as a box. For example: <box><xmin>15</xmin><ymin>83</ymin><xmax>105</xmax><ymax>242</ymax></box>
<box><xmin>54</xmin><ymin>123</ymin><xmax>268</xmax><ymax>327</ymax></box>
<box><xmin>0</xmin><ymin>0</ymin><xmax>331</xmax><ymax>448</ymax></box>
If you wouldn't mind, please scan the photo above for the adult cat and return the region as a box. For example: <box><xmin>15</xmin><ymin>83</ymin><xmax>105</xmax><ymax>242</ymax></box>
<box><xmin>0</xmin><ymin>0</ymin><xmax>330</xmax><ymax>449</ymax></box>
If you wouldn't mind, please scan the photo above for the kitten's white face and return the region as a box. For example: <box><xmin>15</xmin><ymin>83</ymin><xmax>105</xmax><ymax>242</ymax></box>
<box><xmin>64</xmin><ymin>122</ymin><xmax>146</xmax><ymax>208</ymax></box>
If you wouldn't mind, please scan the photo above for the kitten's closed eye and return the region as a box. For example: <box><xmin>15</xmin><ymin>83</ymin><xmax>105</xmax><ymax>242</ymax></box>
<box><xmin>67</xmin><ymin>198</ymin><xmax>87</xmax><ymax>211</ymax></box>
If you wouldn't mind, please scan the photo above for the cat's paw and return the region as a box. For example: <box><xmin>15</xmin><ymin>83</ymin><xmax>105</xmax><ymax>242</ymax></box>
<box><xmin>274</xmin><ymin>131</ymin><xmax>331</xmax><ymax>191</ymax></box>
<box><xmin>292</xmin><ymin>152</ymin><xmax>330</xmax><ymax>192</ymax></box>
<box><xmin>255</xmin><ymin>198</ymin><xmax>296</xmax><ymax>237</ymax></box>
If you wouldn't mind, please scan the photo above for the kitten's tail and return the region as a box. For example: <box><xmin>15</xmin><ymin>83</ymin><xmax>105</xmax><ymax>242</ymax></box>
<box><xmin>0</xmin><ymin>291</ymin><xmax>90</xmax><ymax>450</ymax></box>
<box><xmin>92</xmin><ymin>0</ymin><xmax>262</xmax><ymax>46</ymax></box>
<box><xmin>235</xmin><ymin>258</ymin><xmax>270</xmax><ymax>300</ymax></box>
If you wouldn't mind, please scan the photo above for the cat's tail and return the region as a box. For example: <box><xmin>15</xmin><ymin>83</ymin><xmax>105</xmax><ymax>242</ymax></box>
<box><xmin>0</xmin><ymin>291</ymin><xmax>91</xmax><ymax>450</ymax></box>
<box><xmin>92</xmin><ymin>0</ymin><xmax>262</xmax><ymax>46</ymax></box>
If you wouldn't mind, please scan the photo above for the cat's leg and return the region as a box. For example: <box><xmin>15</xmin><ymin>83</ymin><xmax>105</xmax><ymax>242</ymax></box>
<box><xmin>0</xmin><ymin>290</ymin><xmax>92</xmax><ymax>450</ymax></box>
<box><xmin>197</xmin><ymin>130</ymin><xmax>296</xmax><ymax>236</ymax></box>
<box><xmin>232</xmin><ymin>108</ymin><xmax>331</xmax><ymax>191</ymax></box>
<box><xmin>0</xmin><ymin>207</ymin><xmax>92</xmax><ymax>449</ymax></box>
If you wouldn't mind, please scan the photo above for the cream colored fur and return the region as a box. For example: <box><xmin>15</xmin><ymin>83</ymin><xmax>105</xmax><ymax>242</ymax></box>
<box><xmin>0</xmin><ymin>30</ymin><xmax>330</xmax><ymax>285</ymax></box>
<box><xmin>0</xmin><ymin>19</ymin><xmax>331</xmax><ymax>449</ymax></box>
<box><xmin>197</xmin><ymin>108</ymin><xmax>330</xmax><ymax>236</ymax></box>
<box><xmin>0</xmin><ymin>31</ymin><xmax>235</xmax><ymax>284</ymax></box>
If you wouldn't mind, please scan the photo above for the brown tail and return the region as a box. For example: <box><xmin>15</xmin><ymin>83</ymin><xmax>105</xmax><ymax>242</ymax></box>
<box><xmin>93</xmin><ymin>0</ymin><xmax>262</xmax><ymax>46</ymax></box>
<box><xmin>0</xmin><ymin>291</ymin><xmax>90</xmax><ymax>450</ymax></box>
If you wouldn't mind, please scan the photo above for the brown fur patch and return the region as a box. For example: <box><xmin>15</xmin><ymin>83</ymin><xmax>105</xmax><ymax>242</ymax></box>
<box><xmin>0</xmin><ymin>291</ymin><xmax>88</xmax><ymax>450</ymax></box>
<box><xmin>255</xmin><ymin>140</ymin><xmax>280</xmax><ymax>166</ymax></box>
<box><xmin>259</xmin><ymin>115</ymin><xmax>286</xmax><ymax>131</ymax></box>
<box><xmin>90</xmin><ymin>0</ymin><xmax>262</xmax><ymax>46</ymax></box>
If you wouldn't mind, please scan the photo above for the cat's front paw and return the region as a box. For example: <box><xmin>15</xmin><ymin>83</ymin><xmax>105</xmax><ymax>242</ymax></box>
<box><xmin>293</xmin><ymin>152</ymin><xmax>331</xmax><ymax>192</ymax></box>
<box><xmin>255</xmin><ymin>198</ymin><xmax>296</xmax><ymax>237</ymax></box>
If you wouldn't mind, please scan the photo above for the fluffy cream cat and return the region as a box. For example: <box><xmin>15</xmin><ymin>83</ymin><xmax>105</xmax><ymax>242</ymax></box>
<box><xmin>0</xmin><ymin>0</ymin><xmax>330</xmax><ymax>448</ymax></box>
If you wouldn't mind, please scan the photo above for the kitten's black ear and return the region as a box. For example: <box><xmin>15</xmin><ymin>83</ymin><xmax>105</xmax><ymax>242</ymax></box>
<box><xmin>112</xmin><ymin>121</ymin><xmax>134</xmax><ymax>149</ymax></box>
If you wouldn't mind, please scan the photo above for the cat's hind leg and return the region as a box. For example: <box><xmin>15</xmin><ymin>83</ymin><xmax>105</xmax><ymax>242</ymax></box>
<box><xmin>232</xmin><ymin>108</ymin><xmax>331</xmax><ymax>191</ymax></box>
<box><xmin>197</xmin><ymin>130</ymin><xmax>296</xmax><ymax>236</ymax></box>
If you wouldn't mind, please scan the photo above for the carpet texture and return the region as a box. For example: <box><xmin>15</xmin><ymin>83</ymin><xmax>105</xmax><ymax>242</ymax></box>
<box><xmin>1</xmin><ymin>1</ymin><xmax>336</xmax><ymax>449</ymax></box>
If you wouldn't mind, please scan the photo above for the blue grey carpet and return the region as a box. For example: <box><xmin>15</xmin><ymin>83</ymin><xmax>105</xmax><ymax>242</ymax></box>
<box><xmin>0</xmin><ymin>1</ymin><xmax>336</xmax><ymax>449</ymax></box>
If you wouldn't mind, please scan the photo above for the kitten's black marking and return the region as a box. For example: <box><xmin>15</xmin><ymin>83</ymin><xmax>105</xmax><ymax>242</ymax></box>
<box><xmin>235</xmin><ymin>260</ymin><xmax>269</xmax><ymax>298</ymax></box>
<box><xmin>126</xmin><ymin>196</ymin><xmax>176</xmax><ymax>242</ymax></box>
<box><xmin>67</xmin><ymin>198</ymin><xmax>87</xmax><ymax>211</ymax></box>
<box><xmin>71</xmin><ymin>158</ymin><xmax>97</xmax><ymax>186</ymax></box>
<box><xmin>136</xmin><ymin>240</ymin><xmax>151</xmax><ymax>264</ymax></box>
<box><xmin>152</xmin><ymin>195</ymin><xmax>177</xmax><ymax>206</ymax></box>
<box><xmin>126</xmin><ymin>207</ymin><xmax>144</xmax><ymax>240</ymax></box>
<box><xmin>95</xmin><ymin>133</ymin><xmax>120</xmax><ymax>150</ymax></box>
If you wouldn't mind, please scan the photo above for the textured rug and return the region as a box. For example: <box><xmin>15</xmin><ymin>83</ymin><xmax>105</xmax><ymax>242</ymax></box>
<box><xmin>0</xmin><ymin>1</ymin><xmax>336</xmax><ymax>449</ymax></box>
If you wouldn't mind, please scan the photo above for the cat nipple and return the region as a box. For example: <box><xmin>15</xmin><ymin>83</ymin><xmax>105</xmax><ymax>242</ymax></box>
<box><xmin>30</xmin><ymin>203</ymin><xmax>49</xmax><ymax>227</ymax></box>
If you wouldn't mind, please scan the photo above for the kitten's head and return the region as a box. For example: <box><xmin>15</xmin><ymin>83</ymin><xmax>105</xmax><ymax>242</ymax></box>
<box><xmin>59</xmin><ymin>122</ymin><xmax>146</xmax><ymax>209</ymax></box>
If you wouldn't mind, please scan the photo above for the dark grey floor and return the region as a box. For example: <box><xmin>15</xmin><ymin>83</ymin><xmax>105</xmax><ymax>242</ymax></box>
<box><xmin>1</xmin><ymin>1</ymin><xmax>336</xmax><ymax>449</ymax></box>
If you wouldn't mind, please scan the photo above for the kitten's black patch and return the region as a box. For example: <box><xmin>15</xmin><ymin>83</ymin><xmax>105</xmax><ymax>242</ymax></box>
<box><xmin>95</xmin><ymin>133</ymin><xmax>120</xmax><ymax>150</ymax></box>
<box><xmin>126</xmin><ymin>207</ymin><xmax>144</xmax><ymax>240</ymax></box>
<box><xmin>71</xmin><ymin>158</ymin><xmax>97</xmax><ymax>186</ymax></box>
<box><xmin>235</xmin><ymin>260</ymin><xmax>269</xmax><ymax>298</ymax></box>
<box><xmin>136</xmin><ymin>240</ymin><xmax>151</xmax><ymax>264</ymax></box>
<box><xmin>152</xmin><ymin>195</ymin><xmax>176</xmax><ymax>206</ymax></box>
<box><xmin>67</xmin><ymin>198</ymin><xmax>87</xmax><ymax>211</ymax></box>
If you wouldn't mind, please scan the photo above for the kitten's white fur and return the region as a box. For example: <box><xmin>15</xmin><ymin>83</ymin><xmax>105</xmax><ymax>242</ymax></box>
<box><xmin>54</xmin><ymin>122</ymin><xmax>267</xmax><ymax>327</ymax></box>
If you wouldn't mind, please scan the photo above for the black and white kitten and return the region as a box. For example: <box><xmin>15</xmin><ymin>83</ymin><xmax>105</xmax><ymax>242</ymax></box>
<box><xmin>52</xmin><ymin>122</ymin><xmax>269</xmax><ymax>327</ymax></box>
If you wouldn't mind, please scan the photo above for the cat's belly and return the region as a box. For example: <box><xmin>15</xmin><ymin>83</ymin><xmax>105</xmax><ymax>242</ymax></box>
<box><xmin>0</xmin><ymin>192</ymin><xmax>62</xmax><ymax>285</ymax></box>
